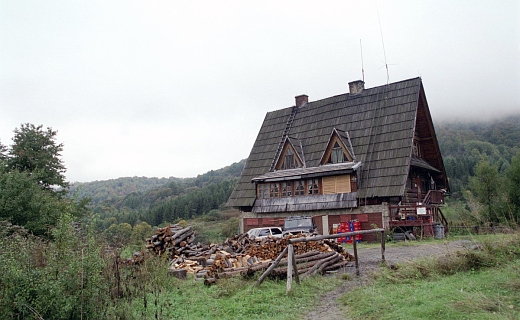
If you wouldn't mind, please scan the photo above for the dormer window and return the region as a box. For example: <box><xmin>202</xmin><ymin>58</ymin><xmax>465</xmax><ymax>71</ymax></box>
<box><xmin>275</xmin><ymin>139</ymin><xmax>303</xmax><ymax>170</ymax></box>
<box><xmin>331</xmin><ymin>142</ymin><xmax>348</xmax><ymax>163</ymax></box>
<box><xmin>282</xmin><ymin>149</ymin><xmax>296</xmax><ymax>169</ymax></box>
<box><xmin>321</xmin><ymin>129</ymin><xmax>353</xmax><ymax>165</ymax></box>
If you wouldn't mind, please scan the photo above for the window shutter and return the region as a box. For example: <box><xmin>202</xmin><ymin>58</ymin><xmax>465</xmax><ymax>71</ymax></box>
<box><xmin>322</xmin><ymin>175</ymin><xmax>351</xmax><ymax>194</ymax></box>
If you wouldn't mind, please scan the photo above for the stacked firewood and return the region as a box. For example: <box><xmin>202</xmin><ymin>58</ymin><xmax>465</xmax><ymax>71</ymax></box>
<box><xmin>145</xmin><ymin>225</ymin><xmax>195</xmax><ymax>256</ymax></box>
<box><xmin>144</xmin><ymin>224</ymin><xmax>355</xmax><ymax>284</ymax></box>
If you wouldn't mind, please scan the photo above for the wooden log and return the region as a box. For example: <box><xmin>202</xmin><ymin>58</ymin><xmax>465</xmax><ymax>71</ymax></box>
<box><xmin>303</xmin><ymin>252</ymin><xmax>340</xmax><ymax>276</ymax></box>
<box><xmin>255</xmin><ymin>246</ymin><xmax>289</xmax><ymax>287</ymax></box>
<box><xmin>323</xmin><ymin>260</ymin><xmax>352</xmax><ymax>271</ymax></box>
<box><xmin>204</xmin><ymin>278</ymin><xmax>216</xmax><ymax>286</ymax></box>
<box><xmin>168</xmin><ymin>269</ymin><xmax>187</xmax><ymax>279</ymax></box>
<box><xmin>173</xmin><ymin>231</ymin><xmax>194</xmax><ymax>246</ymax></box>
<box><xmin>316</xmin><ymin>255</ymin><xmax>342</xmax><ymax>274</ymax></box>
<box><xmin>288</xmin><ymin>229</ymin><xmax>385</xmax><ymax>244</ymax></box>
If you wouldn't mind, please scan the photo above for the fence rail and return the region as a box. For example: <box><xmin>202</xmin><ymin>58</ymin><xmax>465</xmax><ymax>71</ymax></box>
<box><xmin>255</xmin><ymin>228</ymin><xmax>386</xmax><ymax>294</ymax></box>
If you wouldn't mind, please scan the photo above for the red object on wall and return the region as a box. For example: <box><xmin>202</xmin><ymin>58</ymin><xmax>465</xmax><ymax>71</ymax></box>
<box><xmin>354</xmin><ymin>220</ymin><xmax>362</xmax><ymax>242</ymax></box>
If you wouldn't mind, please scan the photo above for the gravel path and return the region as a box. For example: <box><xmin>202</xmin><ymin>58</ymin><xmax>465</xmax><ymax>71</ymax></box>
<box><xmin>303</xmin><ymin>239</ymin><xmax>477</xmax><ymax>320</ymax></box>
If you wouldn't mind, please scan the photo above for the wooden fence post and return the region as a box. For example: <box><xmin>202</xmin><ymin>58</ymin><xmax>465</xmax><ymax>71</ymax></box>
<box><xmin>352</xmin><ymin>234</ymin><xmax>359</xmax><ymax>275</ymax></box>
<box><xmin>290</xmin><ymin>245</ymin><xmax>300</xmax><ymax>285</ymax></box>
<box><xmin>286</xmin><ymin>244</ymin><xmax>294</xmax><ymax>294</ymax></box>
<box><xmin>381</xmin><ymin>230</ymin><xmax>386</xmax><ymax>262</ymax></box>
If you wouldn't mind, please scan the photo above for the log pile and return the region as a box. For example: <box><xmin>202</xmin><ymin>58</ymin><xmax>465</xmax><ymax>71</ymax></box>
<box><xmin>144</xmin><ymin>224</ymin><xmax>355</xmax><ymax>284</ymax></box>
<box><xmin>145</xmin><ymin>225</ymin><xmax>196</xmax><ymax>256</ymax></box>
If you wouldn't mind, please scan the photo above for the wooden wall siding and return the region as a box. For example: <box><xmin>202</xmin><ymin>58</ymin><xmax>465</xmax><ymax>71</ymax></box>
<box><xmin>227</xmin><ymin>77</ymin><xmax>449</xmax><ymax>208</ymax></box>
<box><xmin>252</xmin><ymin>193</ymin><xmax>358</xmax><ymax>213</ymax></box>
<box><xmin>323</xmin><ymin>175</ymin><xmax>351</xmax><ymax>194</ymax></box>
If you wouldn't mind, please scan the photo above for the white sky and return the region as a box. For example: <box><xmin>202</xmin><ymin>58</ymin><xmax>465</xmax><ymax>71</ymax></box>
<box><xmin>1</xmin><ymin>0</ymin><xmax>519</xmax><ymax>182</ymax></box>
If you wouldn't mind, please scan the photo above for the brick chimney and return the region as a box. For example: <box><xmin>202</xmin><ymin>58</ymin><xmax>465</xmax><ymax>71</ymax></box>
<box><xmin>295</xmin><ymin>94</ymin><xmax>308</xmax><ymax>108</ymax></box>
<box><xmin>348</xmin><ymin>80</ymin><xmax>365</xmax><ymax>95</ymax></box>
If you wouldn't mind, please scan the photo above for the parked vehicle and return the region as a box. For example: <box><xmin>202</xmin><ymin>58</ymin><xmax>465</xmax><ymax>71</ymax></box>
<box><xmin>282</xmin><ymin>216</ymin><xmax>317</xmax><ymax>237</ymax></box>
<box><xmin>247</xmin><ymin>227</ymin><xmax>283</xmax><ymax>239</ymax></box>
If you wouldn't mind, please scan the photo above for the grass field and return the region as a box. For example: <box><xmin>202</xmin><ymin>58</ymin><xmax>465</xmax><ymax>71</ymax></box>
<box><xmin>341</xmin><ymin>233</ymin><xmax>520</xmax><ymax>320</ymax></box>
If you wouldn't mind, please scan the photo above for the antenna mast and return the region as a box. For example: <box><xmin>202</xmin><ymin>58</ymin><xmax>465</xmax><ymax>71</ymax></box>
<box><xmin>360</xmin><ymin>39</ymin><xmax>365</xmax><ymax>82</ymax></box>
<box><xmin>376</xmin><ymin>4</ymin><xmax>389</xmax><ymax>85</ymax></box>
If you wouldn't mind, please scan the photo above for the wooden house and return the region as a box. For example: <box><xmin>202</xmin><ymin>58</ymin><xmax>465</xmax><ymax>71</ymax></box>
<box><xmin>226</xmin><ymin>78</ymin><xmax>449</xmax><ymax>241</ymax></box>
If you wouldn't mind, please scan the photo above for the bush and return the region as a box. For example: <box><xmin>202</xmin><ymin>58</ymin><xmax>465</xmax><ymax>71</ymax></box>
<box><xmin>222</xmin><ymin>217</ymin><xmax>240</xmax><ymax>238</ymax></box>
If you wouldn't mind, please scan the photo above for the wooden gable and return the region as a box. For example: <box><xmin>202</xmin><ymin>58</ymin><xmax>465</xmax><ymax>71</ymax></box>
<box><xmin>274</xmin><ymin>137</ymin><xmax>304</xmax><ymax>170</ymax></box>
<box><xmin>320</xmin><ymin>128</ymin><xmax>354</xmax><ymax>165</ymax></box>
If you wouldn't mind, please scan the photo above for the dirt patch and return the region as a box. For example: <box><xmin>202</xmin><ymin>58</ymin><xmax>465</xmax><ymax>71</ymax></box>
<box><xmin>303</xmin><ymin>239</ymin><xmax>477</xmax><ymax>320</ymax></box>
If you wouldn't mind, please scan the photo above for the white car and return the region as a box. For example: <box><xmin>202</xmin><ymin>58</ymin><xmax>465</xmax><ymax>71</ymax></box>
<box><xmin>247</xmin><ymin>227</ymin><xmax>283</xmax><ymax>239</ymax></box>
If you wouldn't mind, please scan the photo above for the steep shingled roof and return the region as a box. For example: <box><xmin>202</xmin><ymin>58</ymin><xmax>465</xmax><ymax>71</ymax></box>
<box><xmin>227</xmin><ymin>77</ymin><xmax>437</xmax><ymax>208</ymax></box>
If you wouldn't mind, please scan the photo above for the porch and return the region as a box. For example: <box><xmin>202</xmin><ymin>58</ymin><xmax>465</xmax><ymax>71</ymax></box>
<box><xmin>389</xmin><ymin>190</ymin><xmax>448</xmax><ymax>238</ymax></box>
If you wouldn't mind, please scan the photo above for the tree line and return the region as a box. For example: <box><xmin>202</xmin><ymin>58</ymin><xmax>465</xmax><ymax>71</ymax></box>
<box><xmin>436</xmin><ymin>115</ymin><xmax>520</xmax><ymax>225</ymax></box>
<box><xmin>72</xmin><ymin>160</ymin><xmax>244</xmax><ymax>232</ymax></box>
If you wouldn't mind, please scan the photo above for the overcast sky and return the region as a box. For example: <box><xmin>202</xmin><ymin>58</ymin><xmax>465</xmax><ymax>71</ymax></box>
<box><xmin>1</xmin><ymin>1</ymin><xmax>519</xmax><ymax>183</ymax></box>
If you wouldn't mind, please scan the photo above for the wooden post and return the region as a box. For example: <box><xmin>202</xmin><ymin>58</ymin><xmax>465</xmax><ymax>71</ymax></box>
<box><xmin>290</xmin><ymin>245</ymin><xmax>300</xmax><ymax>285</ymax></box>
<box><xmin>352</xmin><ymin>234</ymin><xmax>359</xmax><ymax>275</ymax></box>
<box><xmin>255</xmin><ymin>246</ymin><xmax>289</xmax><ymax>287</ymax></box>
<box><xmin>380</xmin><ymin>230</ymin><xmax>386</xmax><ymax>262</ymax></box>
<box><xmin>286</xmin><ymin>244</ymin><xmax>294</xmax><ymax>294</ymax></box>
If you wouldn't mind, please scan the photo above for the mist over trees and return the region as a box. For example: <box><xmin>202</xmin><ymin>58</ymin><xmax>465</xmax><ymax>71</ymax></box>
<box><xmin>436</xmin><ymin>115</ymin><xmax>520</xmax><ymax>225</ymax></box>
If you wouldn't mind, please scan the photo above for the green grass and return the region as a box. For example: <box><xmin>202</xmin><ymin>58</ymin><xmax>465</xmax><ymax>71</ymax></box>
<box><xmin>341</xmin><ymin>234</ymin><xmax>520</xmax><ymax>320</ymax></box>
<box><xmin>128</xmin><ymin>273</ymin><xmax>343</xmax><ymax>320</ymax></box>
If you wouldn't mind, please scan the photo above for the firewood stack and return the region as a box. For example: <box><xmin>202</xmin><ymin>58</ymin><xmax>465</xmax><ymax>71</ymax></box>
<box><xmin>145</xmin><ymin>224</ymin><xmax>355</xmax><ymax>284</ymax></box>
<box><xmin>145</xmin><ymin>225</ymin><xmax>196</xmax><ymax>256</ymax></box>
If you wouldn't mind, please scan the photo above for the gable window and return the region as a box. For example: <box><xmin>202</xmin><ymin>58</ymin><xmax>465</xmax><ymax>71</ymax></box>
<box><xmin>282</xmin><ymin>149</ymin><xmax>296</xmax><ymax>169</ymax></box>
<box><xmin>275</xmin><ymin>141</ymin><xmax>303</xmax><ymax>170</ymax></box>
<box><xmin>321</xmin><ymin>131</ymin><xmax>353</xmax><ymax>165</ymax></box>
<box><xmin>331</xmin><ymin>142</ymin><xmax>347</xmax><ymax>163</ymax></box>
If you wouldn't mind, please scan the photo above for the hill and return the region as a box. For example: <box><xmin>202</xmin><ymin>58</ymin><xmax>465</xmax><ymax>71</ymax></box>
<box><xmin>435</xmin><ymin>114</ymin><xmax>520</xmax><ymax>198</ymax></box>
<box><xmin>73</xmin><ymin>159</ymin><xmax>246</xmax><ymax>229</ymax></box>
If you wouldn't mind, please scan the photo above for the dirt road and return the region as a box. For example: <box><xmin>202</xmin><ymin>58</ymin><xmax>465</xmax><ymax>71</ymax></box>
<box><xmin>303</xmin><ymin>239</ymin><xmax>477</xmax><ymax>320</ymax></box>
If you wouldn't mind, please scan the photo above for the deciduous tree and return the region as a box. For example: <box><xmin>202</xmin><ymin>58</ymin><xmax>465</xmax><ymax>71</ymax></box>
<box><xmin>8</xmin><ymin>123</ymin><xmax>67</xmax><ymax>189</ymax></box>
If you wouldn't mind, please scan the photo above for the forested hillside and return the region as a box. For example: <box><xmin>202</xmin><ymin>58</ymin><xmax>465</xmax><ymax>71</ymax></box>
<box><xmin>69</xmin><ymin>176</ymin><xmax>184</xmax><ymax>205</ymax></box>
<box><xmin>436</xmin><ymin>115</ymin><xmax>520</xmax><ymax>198</ymax></box>
<box><xmin>75</xmin><ymin>159</ymin><xmax>246</xmax><ymax>230</ymax></box>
